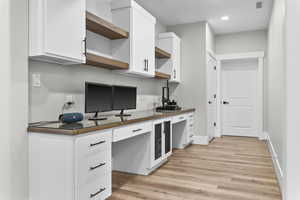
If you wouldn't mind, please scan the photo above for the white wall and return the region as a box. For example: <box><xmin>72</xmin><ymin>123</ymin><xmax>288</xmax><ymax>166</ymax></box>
<box><xmin>216</xmin><ymin>30</ymin><xmax>268</xmax><ymax>54</ymax></box>
<box><xmin>206</xmin><ymin>23</ymin><xmax>215</xmax><ymax>54</ymax></box>
<box><xmin>285</xmin><ymin>1</ymin><xmax>300</xmax><ymax>199</ymax></box>
<box><xmin>267</xmin><ymin>0</ymin><xmax>286</xmax><ymax>193</ymax></box>
<box><xmin>0</xmin><ymin>0</ymin><xmax>29</xmax><ymax>199</ymax></box>
<box><xmin>167</xmin><ymin>22</ymin><xmax>207</xmax><ymax>136</ymax></box>
<box><xmin>29</xmin><ymin>62</ymin><xmax>164</xmax><ymax>122</ymax></box>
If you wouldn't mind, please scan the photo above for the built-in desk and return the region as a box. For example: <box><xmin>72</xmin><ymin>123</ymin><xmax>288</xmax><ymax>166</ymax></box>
<box><xmin>28</xmin><ymin>108</ymin><xmax>195</xmax><ymax>200</ymax></box>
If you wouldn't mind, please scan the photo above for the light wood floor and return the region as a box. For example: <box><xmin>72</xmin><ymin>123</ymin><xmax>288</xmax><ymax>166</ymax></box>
<box><xmin>108</xmin><ymin>136</ymin><xmax>282</xmax><ymax>200</ymax></box>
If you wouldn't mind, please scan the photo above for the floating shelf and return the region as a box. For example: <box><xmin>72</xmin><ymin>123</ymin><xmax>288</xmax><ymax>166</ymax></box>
<box><xmin>86</xmin><ymin>11</ymin><xmax>129</xmax><ymax>40</ymax></box>
<box><xmin>86</xmin><ymin>53</ymin><xmax>129</xmax><ymax>70</ymax></box>
<box><xmin>155</xmin><ymin>71</ymin><xmax>171</xmax><ymax>79</ymax></box>
<box><xmin>155</xmin><ymin>47</ymin><xmax>171</xmax><ymax>59</ymax></box>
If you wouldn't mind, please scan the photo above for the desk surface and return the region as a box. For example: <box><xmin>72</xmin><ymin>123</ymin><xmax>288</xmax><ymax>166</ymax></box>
<box><xmin>28</xmin><ymin>108</ymin><xmax>195</xmax><ymax>135</ymax></box>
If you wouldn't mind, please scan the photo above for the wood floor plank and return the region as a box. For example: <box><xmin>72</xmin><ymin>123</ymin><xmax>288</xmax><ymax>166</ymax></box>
<box><xmin>108</xmin><ymin>136</ymin><xmax>282</xmax><ymax>200</ymax></box>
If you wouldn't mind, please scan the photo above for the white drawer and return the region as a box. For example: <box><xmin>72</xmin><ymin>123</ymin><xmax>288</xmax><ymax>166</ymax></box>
<box><xmin>76</xmin><ymin>130</ymin><xmax>112</xmax><ymax>158</ymax></box>
<box><xmin>78</xmin><ymin>176</ymin><xmax>111</xmax><ymax>200</ymax></box>
<box><xmin>113</xmin><ymin>121</ymin><xmax>152</xmax><ymax>142</ymax></box>
<box><xmin>77</xmin><ymin>149</ymin><xmax>111</xmax><ymax>185</ymax></box>
<box><xmin>172</xmin><ymin>114</ymin><xmax>187</xmax><ymax>124</ymax></box>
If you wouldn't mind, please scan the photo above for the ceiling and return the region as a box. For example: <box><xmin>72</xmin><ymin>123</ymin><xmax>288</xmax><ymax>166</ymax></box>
<box><xmin>135</xmin><ymin>0</ymin><xmax>273</xmax><ymax>34</ymax></box>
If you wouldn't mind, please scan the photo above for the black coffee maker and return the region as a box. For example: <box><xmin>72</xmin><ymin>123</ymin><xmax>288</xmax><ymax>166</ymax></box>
<box><xmin>156</xmin><ymin>80</ymin><xmax>181</xmax><ymax>111</ymax></box>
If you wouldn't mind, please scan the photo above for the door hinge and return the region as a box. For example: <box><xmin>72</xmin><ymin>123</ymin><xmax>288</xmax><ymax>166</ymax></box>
<box><xmin>213</xmin><ymin>122</ymin><xmax>216</xmax><ymax>127</ymax></box>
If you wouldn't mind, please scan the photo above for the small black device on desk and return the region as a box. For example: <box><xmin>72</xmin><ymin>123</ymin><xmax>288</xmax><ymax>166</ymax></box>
<box><xmin>156</xmin><ymin>80</ymin><xmax>182</xmax><ymax>112</ymax></box>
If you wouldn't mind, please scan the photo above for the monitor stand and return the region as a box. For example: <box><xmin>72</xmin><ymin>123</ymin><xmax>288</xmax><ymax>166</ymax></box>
<box><xmin>115</xmin><ymin>109</ymin><xmax>131</xmax><ymax>117</ymax></box>
<box><xmin>88</xmin><ymin>111</ymin><xmax>108</xmax><ymax>121</ymax></box>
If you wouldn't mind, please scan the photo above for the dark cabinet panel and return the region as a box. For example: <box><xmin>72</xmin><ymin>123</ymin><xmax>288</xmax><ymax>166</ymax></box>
<box><xmin>155</xmin><ymin>123</ymin><xmax>162</xmax><ymax>160</ymax></box>
<box><xmin>164</xmin><ymin>121</ymin><xmax>171</xmax><ymax>154</ymax></box>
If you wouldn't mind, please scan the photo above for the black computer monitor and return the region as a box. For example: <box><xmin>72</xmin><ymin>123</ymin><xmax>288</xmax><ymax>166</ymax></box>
<box><xmin>112</xmin><ymin>85</ymin><xmax>137</xmax><ymax>117</ymax></box>
<box><xmin>85</xmin><ymin>82</ymin><xmax>113</xmax><ymax>120</ymax></box>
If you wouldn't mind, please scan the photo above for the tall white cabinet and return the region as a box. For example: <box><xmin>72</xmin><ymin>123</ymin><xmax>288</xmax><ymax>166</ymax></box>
<box><xmin>111</xmin><ymin>0</ymin><xmax>156</xmax><ymax>77</ymax></box>
<box><xmin>156</xmin><ymin>33</ymin><xmax>181</xmax><ymax>83</ymax></box>
<box><xmin>29</xmin><ymin>0</ymin><xmax>86</xmax><ymax>65</ymax></box>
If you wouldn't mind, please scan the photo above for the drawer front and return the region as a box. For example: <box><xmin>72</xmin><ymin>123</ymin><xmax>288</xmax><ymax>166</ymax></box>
<box><xmin>172</xmin><ymin>114</ymin><xmax>187</xmax><ymax>124</ymax></box>
<box><xmin>77</xmin><ymin>149</ymin><xmax>111</xmax><ymax>185</ymax></box>
<box><xmin>76</xmin><ymin>131</ymin><xmax>112</xmax><ymax>158</ymax></box>
<box><xmin>113</xmin><ymin>122</ymin><xmax>152</xmax><ymax>142</ymax></box>
<box><xmin>78</xmin><ymin>176</ymin><xmax>111</xmax><ymax>200</ymax></box>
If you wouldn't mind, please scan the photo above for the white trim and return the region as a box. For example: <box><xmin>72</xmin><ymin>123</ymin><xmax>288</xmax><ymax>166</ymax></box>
<box><xmin>192</xmin><ymin>136</ymin><xmax>209</xmax><ymax>145</ymax></box>
<box><xmin>216</xmin><ymin>51</ymin><xmax>265</xmax><ymax>60</ymax></box>
<box><xmin>216</xmin><ymin>51</ymin><xmax>264</xmax><ymax>139</ymax></box>
<box><xmin>206</xmin><ymin>52</ymin><xmax>218</xmax><ymax>140</ymax></box>
<box><xmin>265</xmin><ymin>132</ymin><xmax>283</xmax><ymax>191</ymax></box>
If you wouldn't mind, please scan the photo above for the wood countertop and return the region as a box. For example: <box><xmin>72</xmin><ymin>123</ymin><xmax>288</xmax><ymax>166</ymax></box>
<box><xmin>28</xmin><ymin>108</ymin><xmax>195</xmax><ymax>135</ymax></box>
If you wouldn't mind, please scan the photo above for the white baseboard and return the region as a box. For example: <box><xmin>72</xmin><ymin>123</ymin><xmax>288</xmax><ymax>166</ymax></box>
<box><xmin>265</xmin><ymin>132</ymin><xmax>283</xmax><ymax>191</ymax></box>
<box><xmin>259</xmin><ymin>131</ymin><xmax>268</xmax><ymax>140</ymax></box>
<box><xmin>193</xmin><ymin>136</ymin><xmax>209</xmax><ymax>145</ymax></box>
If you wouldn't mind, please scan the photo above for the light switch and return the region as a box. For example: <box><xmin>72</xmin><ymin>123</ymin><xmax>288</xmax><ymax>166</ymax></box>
<box><xmin>32</xmin><ymin>73</ymin><xmax>41</xmax><ymax>87</ymax></box>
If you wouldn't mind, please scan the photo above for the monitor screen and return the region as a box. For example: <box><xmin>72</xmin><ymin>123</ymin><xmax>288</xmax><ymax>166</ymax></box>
<box><xmin>112</xmin><ymin>85</ymin><xmax>137</xmax><ymax>110</ymax></box>
<box><xmin>85</xmin><ymin>82</ymin><xmax>113</xmax><ymax>113</ymax></box>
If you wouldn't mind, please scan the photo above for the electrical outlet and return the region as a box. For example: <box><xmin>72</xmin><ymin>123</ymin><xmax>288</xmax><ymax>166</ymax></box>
<box><xmin>32</xmin><ymin>74</ymin><xmax>41</xmax><ymax>87</ymax></box>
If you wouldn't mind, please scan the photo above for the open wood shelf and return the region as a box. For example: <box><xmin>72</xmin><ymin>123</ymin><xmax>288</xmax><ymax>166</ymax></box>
<box><xmin>86</xmin><ymin>53</ymin><xmax>129</xmax><ymax>70</ymax></box>
<box><xmin>86</xmin><ymin>11</ymin><xmax>129</xmax><ymax>40</ymax></box>
<box><xmin>155</xmin><ymin>47</ymin><xmax>171</xmax><ymax>59</ymax></box>
<box><xmin>155</xmin><ymin>71</ymin><xmax>171</xmax><ymax>79</ymax></box>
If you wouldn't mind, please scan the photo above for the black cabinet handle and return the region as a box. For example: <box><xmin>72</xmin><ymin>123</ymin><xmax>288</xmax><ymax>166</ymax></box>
<box><xmin>146</xmin><ymin>59</ymin><xmax>149</xmax><ymax>71</ymax></box>
<box><xmin>144</xmin><ymin>59</ymin><xmax>147</xmax><ymax>71</ymax></box>
<box><xmin>223</xmin><ymin>101</ymin><xmax>230</xmax><ymax>105</ymax></box>
<box><xmin>133</xmin><ymin>128</ymin><xmax>142</xmax><ymax>133</ymax></box>
<box><xmin>90</xmin><ymin>140</ymin><xmax>105</xmax><ymax>147</ymax></box>
<box><xmin>90</xmin><ymin>163</ymin><xmax>106</xmax><ymax>171</ymax></box>
<box><xmin>208</xmin><ymin>101</ymin><xmax>212</xmax><ymax>104</ymax></box>
<box><xmin>90</xmin><ymin>188</ymin><xmax>106</xmax><ymax>198</ymax></box>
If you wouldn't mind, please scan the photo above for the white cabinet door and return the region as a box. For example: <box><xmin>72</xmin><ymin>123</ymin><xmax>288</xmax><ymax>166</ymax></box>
<box><xmin>132</xmin><ymin>8</ymin><xmax>155</xmax><ymax>76</ymax></box>
<box><xmin>170</xmin><ymin>37</ymin><xmax>181</xmax><ymax>83</ymax></box>
<box><xmin>157</xmin><ymin>33</ymin><xmax>181</xmax><ymax>83</ymax></box>
<box><xmin>30</xmin><ymin>0</ymin><xmax>86</xmax><ymax>64</ymax></box>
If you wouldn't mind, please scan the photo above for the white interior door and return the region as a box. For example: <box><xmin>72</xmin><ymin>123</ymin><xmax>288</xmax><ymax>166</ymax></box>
<box><xmin>207</xmin><ymin>54</ymin><xmax>217</xmax><ymax>141</ymax></box>
<box><xmin>221</xmin><ymin>59</ymin><xmax>259</xmax><ymax>137</ymax></box>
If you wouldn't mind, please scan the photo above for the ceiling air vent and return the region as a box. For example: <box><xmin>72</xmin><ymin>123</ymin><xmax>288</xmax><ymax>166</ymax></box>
<box><xmin>256</xmin><ymin>1</ymin><xmax>263</xmax><ymax>9</ymax></box>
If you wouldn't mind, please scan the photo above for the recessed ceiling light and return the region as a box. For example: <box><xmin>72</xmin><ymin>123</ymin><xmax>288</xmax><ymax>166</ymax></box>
<box><xmin>221</xmin><ymin>16</ymin><xmax>229</xmax><ymax>21</ymax></box>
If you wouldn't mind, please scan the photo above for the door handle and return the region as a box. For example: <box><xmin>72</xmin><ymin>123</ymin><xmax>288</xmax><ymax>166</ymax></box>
<box><xmin>208</xmin><ymin>101</ymin><xmax>212</xmax><ymax>104</ymax></box>
<box><xmin>223</xmin><ymin>101</ymin><xmax>230</xmax><ymax>105</ymax></box>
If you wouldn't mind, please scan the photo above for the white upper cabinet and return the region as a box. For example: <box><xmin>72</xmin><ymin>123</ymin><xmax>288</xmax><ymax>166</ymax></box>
<box><xmin>112</xmin><ymin>0</ymin><xmax>156</xmax><ymax>77</ymax></box>
<box><xmin>29</xmin><ymin>0</ymin><xmax>86</xmax><ymax>65</ymax></box>
<box><xmin>157</xmin><ymin>33</ymin><xmax>181</xmax><ymax>83</ymax></box>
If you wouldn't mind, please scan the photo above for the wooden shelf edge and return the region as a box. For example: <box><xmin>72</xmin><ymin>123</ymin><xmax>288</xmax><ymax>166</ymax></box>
<box><xmin>155</xmin><ymin>47</ymin><xmax>171</xmax><ymax>59</ymax></box>
<box><xmin>85</xmin><ymin>53</ymin><xmax>129</xmax><ymax>70</ymax></box>
<box><xmin>155</xmin><ymin>71</ymin><xmax>171</xmax><ymax>79</ymax></box>
<box><xmin>86</xmin><ymin>11</ymin><xmax>129</xmax><ymax>40</ymax></box>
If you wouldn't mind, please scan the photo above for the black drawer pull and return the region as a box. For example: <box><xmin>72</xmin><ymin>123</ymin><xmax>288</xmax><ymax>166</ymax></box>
<box><xmin>90</xmin><ymin>163</ymin><xmax>106</xmax><ymax>171</ymax></box>
<box><xmin>132</xmin><ymin>128</ymin><xmax>142</xmax><ymax>133</ymax></box>
<box><xmin>90</xmin><ymin>140</ymin><xmax>105</xmax><ymax>147</ymax></box>
<box><xmin>90</xmin><ymin>188</ymin><xmax>106</xmax><ymax>198</ymax></box>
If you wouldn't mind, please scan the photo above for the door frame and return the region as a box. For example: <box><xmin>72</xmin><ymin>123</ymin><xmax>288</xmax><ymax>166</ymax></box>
<box><xmin>216</xmin><ymin>52</ymin><xmax>265</xmax><ymax>139</ymax></box>
<box><xmin>206</xmin><ymin>52</ymin><xmax>218</xmax><ymax>141</ymax></box>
